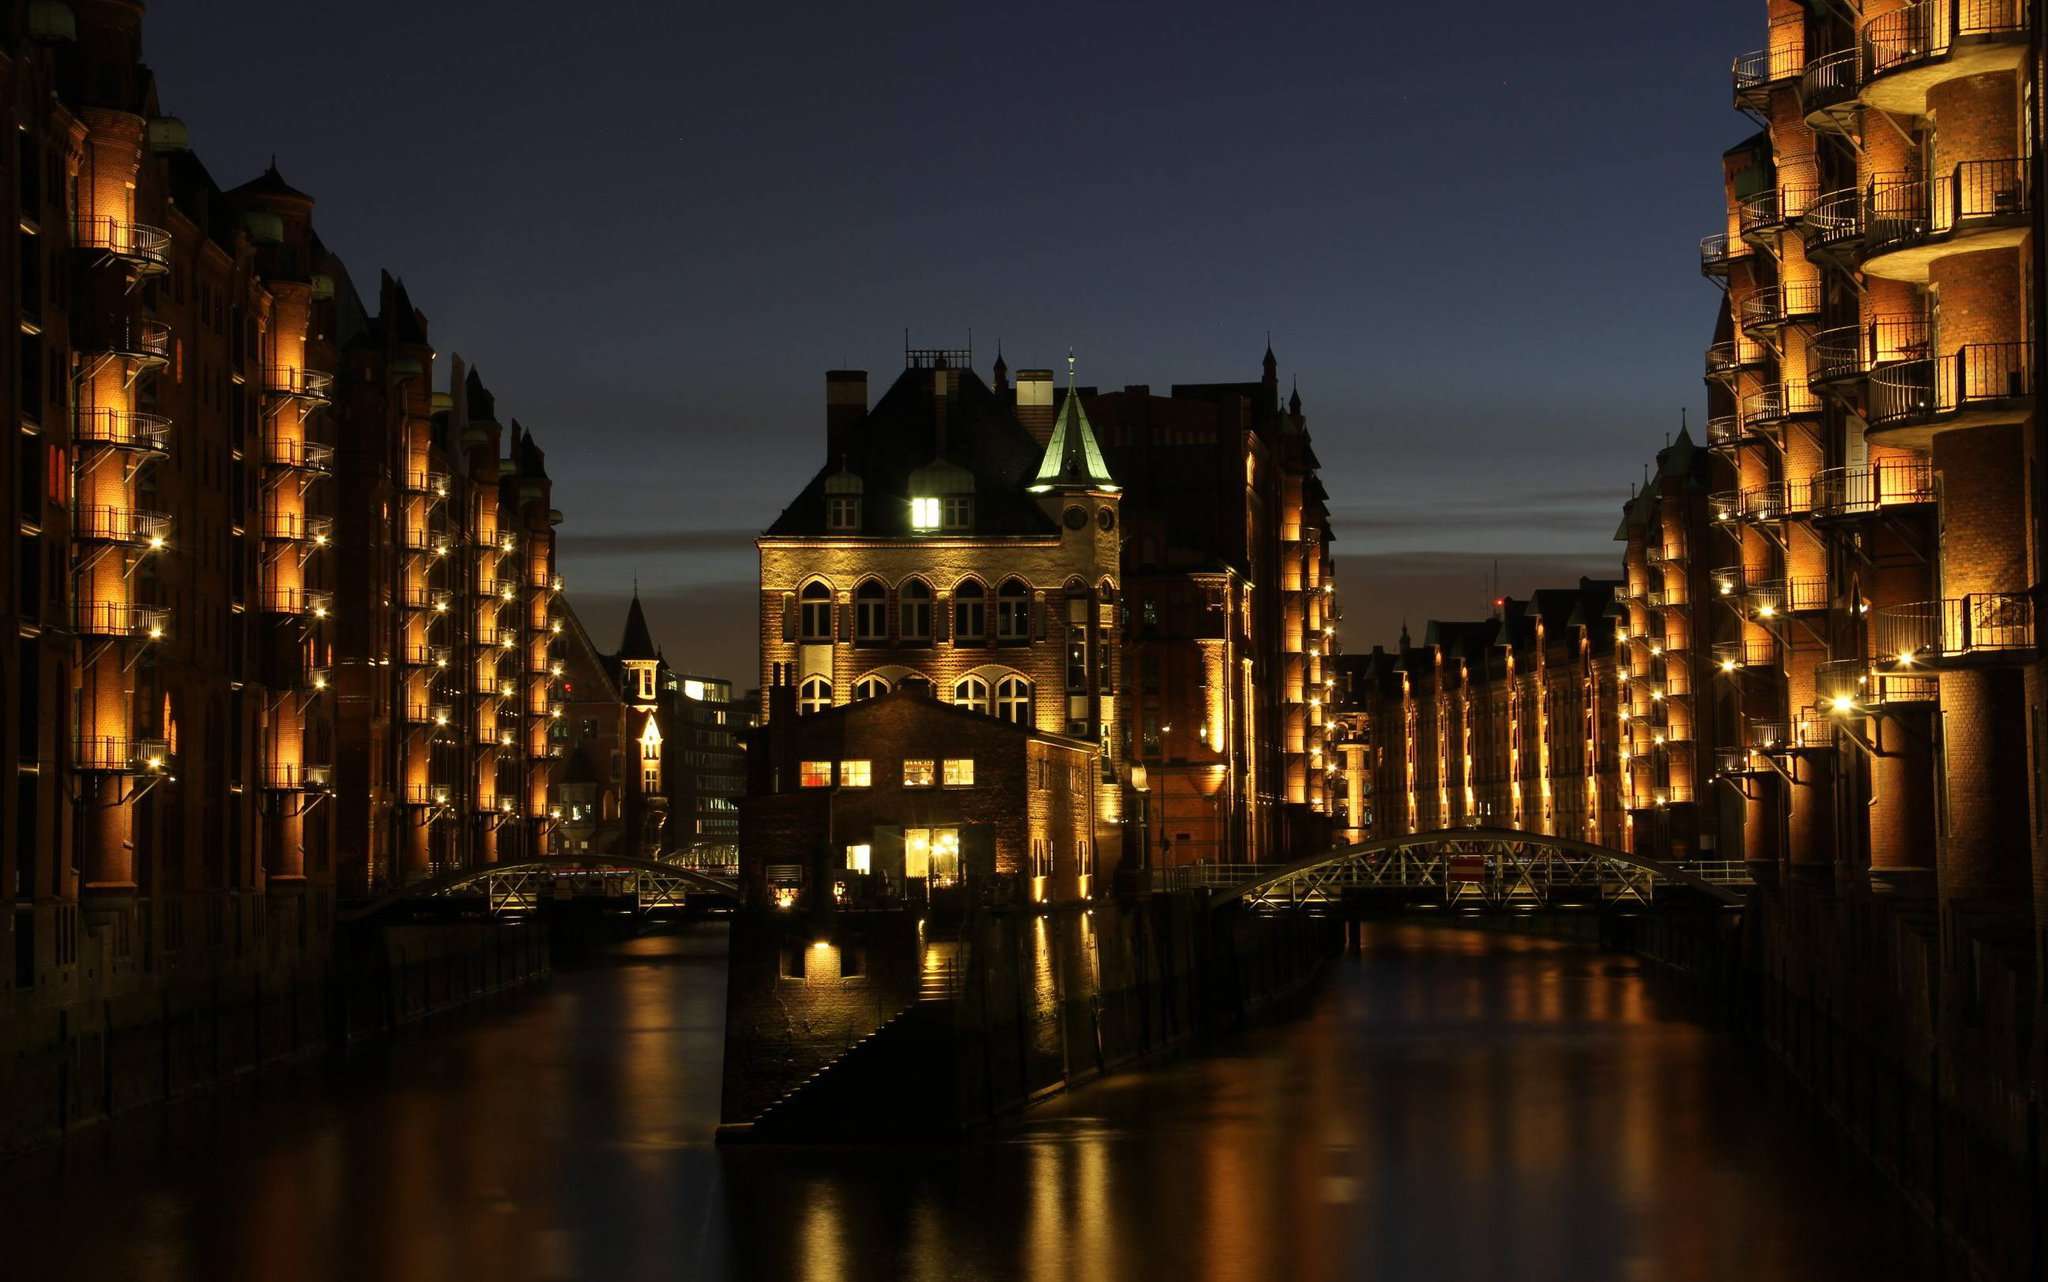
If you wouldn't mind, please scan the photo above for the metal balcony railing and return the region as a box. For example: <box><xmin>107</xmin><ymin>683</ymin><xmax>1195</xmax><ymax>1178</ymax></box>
<box><xmin>1733</xmin><ymin>35</ymin><xmax>1805</xmax><ymax>108</ymax></box>
<box><xmin>1699</xmin><ymin>233</ymin><xmax>1751</xmax><ymax>275</ymax></box>
<box><xmin>481</xmin><ymin>577</ymin><xmax>521</xmax><ymax>602</ymax></box>
<box><xmin>1868</xmin><ymin>342</ymin><xmax>2032</xmax><ymax>431</ymax></box>
<box><xmin>1816</xmin><ymin>656</ymin><xmax>1941</xmax><ymax>708</ymax></box>
<box><xmin>1746</xmin><ymin>720</ymin><xmax>1792</xmax><ymax>751</ymax></box>
<box><xmin>1801</xmin><ymin>186</ymin><xmax>1864</xmax><ymax>252</ymax></box>
<box><xmin>403</xmin><ymin>469</ymin><xmax>451</xmax><ymax>497</ymax></box>
<box><xmin>264</xmin><ymin>586</ymin><xmax>333</xmax><ymax>617</ymax></box>
<box><xmin>403</xmin><ymin>643</ymin><xmax>452</xmax><ymax>669</ymax></box>
<box><xmin>1864</xmin><ymin>159</ymin><xmax>2028</xmax><ymax>259</ymax></box>
<box><xmin>1710</xmin><ymin>564</ymin><xmax>1758</xmax><ymax>600</ymax></box>
<box><xmin>96</xmin><ymin>318</ymin><xmax>172</xmax><ymax>364</ymax></box>
<box><xmin>1863</xmin><ymin>0</ymin><xmax>2025</xmax><ymax>82</ymax></box>
<box><xmin>1873</xmin><ymin>594</ymin><xmax>2036</xmax><ymax>663</ymax></box>
<box><xmin>73</xmin><ymin>406</ymin><xmax>171</xmax><ymax>453</ymax></box>
<box><xmin>266</xmin><ymin>434</ymin><xmax>334</xmax><ymax>473</ymax></box>
<box><xmin>72</xmin><ymin>735</ymin><xmax>172</xmax><ymax>774</ymax></box>
<box><xmin>1742</xmin><ymin>382</ymin><xmax>1822</xmax><ymax>427</ymax></box>
<box><xmin>1800</xmin><ymin>47</ymin><xmax>1862</xmax><ymax>116</ymax></box>
<box><xmin>1808</xmin><ymin>459</ymin><xmax>1937</xmax><ymax>516</ymax></box>
<box><xmin>72</xmin><ymin>215</ymin><xmax>171</xmax><ymax>271</ymax></box>
<box><xmin>262</xmin><ymin>511</ymin><xmax>333</xmax><ymax>544</ymax></box>
<box><xmin>74</xmin><ymin>505</ymin><xmax>170</xmax><ymax>546</ymax></box>
<box><xmin>1705</xmin><ymin>414</ymin><xmax>1745</xmax><ymax>450</ymax></box>
<box><xmin>1714</xmin><ymin>638</ymin><xmax>1780</xmax><ymax>670</ymax></box>
<box><xmin>263</xmin><ymin>366</ymin><xmax>334</xmax><ymax>401</ymax></box>
<box><xmin>402</xmin><ymin>783</ymin><xmax>451</xmax><ymax>806</ymax></box>
<box><xmin>1709</xmin><ymin>490</ymin><xmax>1744</xmax><ymax>525</ymax></box>
<box><xmin>73</xmin><ymin>600</ymin><xmax>168</xmax><ymax>639</ymax></box>
<box><xmin>262</xmin><ymin>762</ymin><xmax>334</xmax><ymax>791</ymax></box>
<box><xmin>1739</xmin><ymin>280</ymin><xmax>1821</xmax><ymax>332</ymax></box>
<box><xmin>1739</xmin><ymin>482</ymin><xmax>1786</xmax><ymax>522</ymax></box>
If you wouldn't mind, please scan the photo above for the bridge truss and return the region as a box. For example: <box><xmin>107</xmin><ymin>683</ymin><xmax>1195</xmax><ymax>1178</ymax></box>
<box><xmin>1182</xmin><ymin>829</ymin><xmax>1749</xmax><ymax>911</ymax></box>
<box><xmin>340</xmin><ymin>854</ymin><xmax>740</xmax><ymax>922</ymax></box>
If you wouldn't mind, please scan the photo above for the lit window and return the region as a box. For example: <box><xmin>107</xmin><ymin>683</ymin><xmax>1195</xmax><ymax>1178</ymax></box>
<box><xmin>840</xmin><ymin>759</ymin><xmax>871</xmax><ymax>788</ymax></box>
<box><xmin>997</xmin><ymin>676</ymin><xmax>1032</xmax><ymax>724</ymax></box>
<box><xmin>905</xmin><ymin>827</ymin><xmax>931</xmax><ymax>878</ymax></box>
<box><xmin>903</xmin><ymin>758</ymin><xmax>935</xmax><ymax>787</ymax></box>
<box><xmin>799</xmin><ymin>581</ymin><xmax>833</xmax><ymax>641</ymax></box>
<box><xmin>638</xmin><ymin>667</ymin><xmax>655</xmax><ymax>700</ymax></box>
<box><xmin>953</xmin><ymin>675</ymin><xmax>990</xmax><ymax>714</ymax></box>
<box><xmin>911</xmin><ymin>496</ymin><xmax>941</xmax><ymax>530</ymax></box>
<box><xmin>943</xmin><ymin>758</ymin><xmax>975</xmax><ymax>787</ymax></box>
<box><xmin>853</xmin><ymin>674</ymin><xmax>890</xmax><ymax>700</ymax></box>
<box><xmin>800</xmin><ymin>761</ymin><xmax>833</xmax><ymax>788</ymax></box>
<box><xmin>845</xmin><ymin>843</ymin><xmax>872</xmax><ymax>873</ymax></box>
<box><xmin>799</xmin><ymin>676</ymin><xmax>831</xmax><ymax>714</ymax></box>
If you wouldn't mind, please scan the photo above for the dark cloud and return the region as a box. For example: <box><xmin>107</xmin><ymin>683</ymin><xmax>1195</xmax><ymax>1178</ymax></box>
<box><xmin>557</xmin><ymin>528</ymin><xmax>759</xmax><ymax>557</ymax></box>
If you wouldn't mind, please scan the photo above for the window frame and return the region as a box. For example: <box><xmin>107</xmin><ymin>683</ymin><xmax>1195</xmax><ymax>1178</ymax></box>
<box><xmin>953</xmin><ymin>674</ymin><xmax>990</xmax><ymax>714</ymax></box>
<box><xmin>799</xmin><ymin>581</ymin><xmax>833</xmax><ymax>642</ymax></box>
<box><xmin>942</xmin><ymin>758</ymin><xmax>975</xmax><ymax>787</ymax></box>
<box><xmin>903</xmin><ymin>758</ymin><xmax>935</xmax><ymax>788</ymax></box>
<box><xmin>798</xmin><ymin>675</ymin><xmax>832</xmax><ymax>715</ymax></box>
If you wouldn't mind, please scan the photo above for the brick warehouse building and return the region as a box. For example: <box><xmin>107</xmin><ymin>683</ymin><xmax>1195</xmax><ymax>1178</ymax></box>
<box><xmin>1678</xmin><ymin>3</ymin><xmax>2048</xmax><ymax>1266</ymax></box>
<box><xmin>1329</xmin><ymin>579</ymin><xmax>1628</xmax><ymax>851</ymax></box>
<box><xmin>0</xmin><ymin>0</ymin><xmax>566</xmax><ymax>1135</ymax></box>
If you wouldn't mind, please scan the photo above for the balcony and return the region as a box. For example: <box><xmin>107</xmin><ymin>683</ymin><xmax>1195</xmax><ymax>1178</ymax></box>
<box><xmin>1714</xmin><ymin>638</ymin><xmax>1780</xmax><ymax>671</ymax></box>
<box><xmin>1709</xmin><ymin>489</ymin><xmax>1745</xmax><ymax>526</ymax></box>
<box><xmin>1861</xmin><ymin>159</ymin><xmax>2029</xmax><ymax>281</ymax></box>
<box><xmin>263</xmin><ymin>366</ymin><xmax>333</xmax><ymax>404</ymax></box>
<box><xmin>1738</xmin><ymin>481</ymin><xmax>1786</xmax><ymax>523</ymax></box>
<box><xmin>73</xmin><ymin>406</ymin><xmax>170</xmax><ymax>455</ymax></box>
<box><xmin>402</xmin><ymin>783</ymin><xmax>452</xmax><ymax>807</ymax></box>
<box><xmin>1860</xmin><ymin>0</ymin><xmax>2028</xmax><ymax>117</ymax></box>
<box><xmin>1799</xmin><ymin>187</ymin><xmax>1864</xmax><ymax>261</ymax></box>
<box><xmin>1738</xmin><ymin>280</ymin><xmax>1821</xmax><ymax>335</ymax></box>
<box><xmin>72</xmin><ymin>735</ymin><xmax>172</xmax><ymax>774</ymax></box>
<box><xmin>403</xmin><ymin>643</ymin><xmax>452</xmax><ymax>669</ymax></box>
<box><xmin>1815</xmin><ymin>657</ymin><xmax>1939</xmax><ymax>710</ymax></box>
<box><xmin>264</xmin><ymin>586</ymin><xmax>333</xmax><ymax>618</ymax></box>
<box><xmin>1733</xmin><ymin>36</ymin><xmax>1805</xmax><ymax>111</ymax></box>
<box><xmin>71</xmin><ymin>215</ymin><xmax>170</xmax><ymax>274</ymax></box>
<box><xmin>1800</xmin><ymin>47</ymin><xmax>1863</xmax><ymax>127</ymax></box>
<box><xmin>1873</xmin><ymin>593</ymin><xmax>2036</xmax><ymax>666</ymax></box>
<box><xmin>481</xmin><ymin>576</ymin><xmax>521</xmax><ymax>603</ymax></box>
<box><xmin>1704</xmin><ymin>414</ymin><xmax>1748</xmax><ymax>452</ymax></box>
<box><xmin>1738</xmin><ymin>182</ymin><xmax>1817</xmax><ymax>245</ymax></box>
<box><xmin>262</xmin><ymin>512</ymin><xmax>333</xmax><ymax>545</ymax></box>
<box><xmin>403</xmin><ymin>469</ymin><xmax>451</xmax><ymax>497</ymax></box>
<box><xmin>74</xmin><ymin>505</ymin><xmax>170</xmax><ymax>547</ymax></box>
<box><xmin>1699</xmin><ymin>233</ymin><xmax>1753</xmax><ymax>277</ymax></box>
<box><xmin>93</xmin><ymin>318</ymin><xmax>172</xmax><ymax>368</ymax></box>
<box><xmin>404</xmin><ymin>703</ymin><xmax>455</xmax><ymax>730</ymax></box>
<box><xmin>1867</xmin><ymin>342</ymin><xmax>2032</xmax><ymax>442</ymax></box>
<box><xmin>73</xmin><ymin>600</ymin><xmax>168</xmax><ymax>639</ymax></box>
<box><xmin>1741</xmin><ymin>382</ymin><xmax>1822</xmax><ymax>433</ymax></box>
<box><xmin>266</xmin><ymin>434</ymin><xmax>334</xmax><ymax>473</ymax></box>
<box><xmin>1808</xmin><ymin>459</ymin><xmax>1938</xmax><ymax>518</ymax></box>
<box><xmin>1705</xmin><ymin>339</ymin><xmax>1767</xmax><ymax>382</ymax></box>
<box><xmin>261</xmin><ymin>762</ymin><xmax>334</xmax><ymax>792</ymax></box>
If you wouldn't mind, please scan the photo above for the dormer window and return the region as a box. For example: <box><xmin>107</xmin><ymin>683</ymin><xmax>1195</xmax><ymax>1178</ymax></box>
<box><xmin>911</xmin><ymin>496</ymin><xmax>942</xmax><ymax>531</ymax></box>
<box><xmin>827</xmin><ymin>495</ymin><xmax>860</xmax><ymax>530</ymax></box>
<box><xmin>943</xmin><ymin>496</ymin><xmax>972</xmax><ymax>530</ymax></box>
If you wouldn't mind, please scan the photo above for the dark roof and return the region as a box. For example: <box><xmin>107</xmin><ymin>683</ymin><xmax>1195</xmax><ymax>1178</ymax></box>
<box><xmin>617</xmin><ymin>592</ymin><xmax>658</xmax><ymax>662</ymax></box>
<box><xmin>465</xmin><ymin>366</ymin><xmax>498</xmax><ymax>426</ymax></box>
<box><xmin>229</xmin><ymin>162</ymin><xmax>312</xmax><ymax>203</ymax></box>
<box><xmin>1030</xmin><ymin>385</ymin><xmax>1117</xmax><ymax>491</ymax></box>
<box><xmin>764</xmin><ymin>365</ymin><xmax>1057</xmax><ymax>539</ymax></box>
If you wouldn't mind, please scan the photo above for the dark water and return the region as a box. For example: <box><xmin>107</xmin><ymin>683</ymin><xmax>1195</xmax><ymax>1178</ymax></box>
<box><xmin>0</xmin><ymin>922</ymin><xmax>1929</xmax><ymax>1282</ymax></box>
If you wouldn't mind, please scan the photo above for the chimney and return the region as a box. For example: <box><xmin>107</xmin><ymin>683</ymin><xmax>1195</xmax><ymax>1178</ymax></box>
<box><xmin>826</xmin><ymin>370</ymin><xmax>867</xmax><ymax>463</ymax></box>
<box><xmin>1015</xmin><ymin>368</ymin><xmax>1055</xmax><ymax>445</ymax></box>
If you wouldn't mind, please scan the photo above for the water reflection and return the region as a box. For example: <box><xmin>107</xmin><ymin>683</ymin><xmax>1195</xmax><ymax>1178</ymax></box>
<box><xmin>0</xmin><ymin>922</ymin><xmax>1926</xmax><ymax>1281</ymax></box>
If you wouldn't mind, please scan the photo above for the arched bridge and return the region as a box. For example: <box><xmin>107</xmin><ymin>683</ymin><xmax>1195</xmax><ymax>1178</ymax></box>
<box><xmin>1165</xmin><ymin>828</ymin><xmax>1749</xmax><ymax>911</ymax></box>
<box><xmin>340</xmin><ymin>855</ymin><xmax>739</xmax><ymax>922</ymax></box>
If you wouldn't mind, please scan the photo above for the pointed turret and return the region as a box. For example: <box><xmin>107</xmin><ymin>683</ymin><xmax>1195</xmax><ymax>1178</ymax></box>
<box><xmin>1288</xmin><ymin>377</ymin><xmax>1302</xmax><ymax>417</ymax></box>
<box><xmin>1028</xmin><ymin>354</ymin><xmax>1118</xmax><ymax>493</ymax></box>
<box><xmin>618</xmin><ymin>589</ymin><xmax>658</xmax><ymax>662</ymax></box>
<box><xmin>991</xmin><ymin>343</ymin><xmax>1008</xmax><ymax>393</ymax></box>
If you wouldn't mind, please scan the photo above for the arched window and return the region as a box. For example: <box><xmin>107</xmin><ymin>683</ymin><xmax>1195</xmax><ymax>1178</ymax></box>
<box><xmin>853</xmin><ymin>674</ymin><xmax>890</xmax><ymax>700</ymax></box>
<box><xmin>798</xmin><ymin>675</ymin><xmax>832</xmax><ymax>714</ymax></box>
<box><xmin>996</xmin><ymin>675</ymin><xmax>1032</xmax><ymax>725</ymax></box>
<box><xmin>953</xmin><ymin>579</ymin><xmax>986</xmax><ymax>644</ymax></box>
<box><xmin>997</xmin><ymin>578</ymin><xmax>1031</xmax><ymax>642</ymax></box>
<box><xmin>854</xmin><ymin>580</ymin><xmax>887</xmax><ymax>644</ymax></box>
<box><xmin>953</xmin><ymin>675</ymin><xmax>990</xmax><ymax>714</ymax></box>
<box><xmin>799</xmin><ymin>581</ymin><xmax>833</xmax><ymax>642</ymax></box>
<box><xmin>900</xmin><ymin>579</ymin><xmax>933</xmax><ymax>643</ymax></box>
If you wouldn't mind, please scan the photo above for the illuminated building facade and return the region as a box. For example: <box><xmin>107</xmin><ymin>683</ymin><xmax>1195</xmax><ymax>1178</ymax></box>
<box><xmin>1087</xmin><ymin>345</ymin><xmax>1339</xmax><ymax>866</ymax></box>
<box><xmin>754</xmin><ymin>346</ymin><xmax>1125</xmax><ymax>900</ymax></box>
<box><xmin>1331</xmin><ymin>582</ymin><xmax>1627</xmax><ymax>851</ymax></box>
<box><xmin>0</xmin><ymin>3</ymin><xmax>563</xmax><ymax>1069</ymax></box>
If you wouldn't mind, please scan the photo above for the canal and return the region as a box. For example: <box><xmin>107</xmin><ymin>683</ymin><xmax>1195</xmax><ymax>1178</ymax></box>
<box><xmin>0</xmin><ymin>921</ymin><xmax>1929</xmax><ymax>1281</ymax></box>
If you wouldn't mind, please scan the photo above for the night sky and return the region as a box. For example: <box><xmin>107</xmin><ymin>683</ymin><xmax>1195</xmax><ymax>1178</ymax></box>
<box><xmin>144</xmin><ymin>1</ymin><xmax>1756</xmax><ymax>687</ymax></box>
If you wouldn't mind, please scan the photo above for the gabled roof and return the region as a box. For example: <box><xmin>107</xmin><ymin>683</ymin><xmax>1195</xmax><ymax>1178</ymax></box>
<box><xmin>229</xmin><ymin>161</ymin><xmax>312</xmax><ymax>204</ymax></box>
<box><xmin>764</xmin><ymin>365</ymin><xmax>1056</xmax><ymax>539</ymax></box>
<box><xmin>1030</xmin><ymin>380</ymin><xmax>1117</xmax><ymax>492</ymax></box>
<box><xmin>618</xmin><ymin>591</ymin><xmax>658</xmax><ymax>662</ymax></box>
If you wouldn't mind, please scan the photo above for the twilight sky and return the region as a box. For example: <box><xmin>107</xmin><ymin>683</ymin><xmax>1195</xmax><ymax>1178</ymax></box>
<box><xmin>145</xmin><ymin>1</ymin><xmax>1755</xmax><ymax>687</ymax></box>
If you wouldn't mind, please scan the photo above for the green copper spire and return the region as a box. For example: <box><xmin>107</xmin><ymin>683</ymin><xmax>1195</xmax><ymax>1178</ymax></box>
<box><xmin>1029</xmin><ymin>351</ymin><xmax>1118</xmax><ymax>493</ymax></box>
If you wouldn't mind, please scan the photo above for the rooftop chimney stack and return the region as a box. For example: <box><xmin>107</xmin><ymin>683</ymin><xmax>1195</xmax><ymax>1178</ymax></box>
<box><xmin>1015</xmin><ymin>368</ymin><xmax>1055</xmax><ymax>445</ymax></box>
<box><xmin>825</xmin><ymin>370</ymin><xmax>867</xmax><ymax>464</ymax></box>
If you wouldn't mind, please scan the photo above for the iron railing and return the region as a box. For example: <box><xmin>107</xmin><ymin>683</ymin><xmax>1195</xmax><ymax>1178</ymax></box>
<box><xmin>1864</xmin><ymin>159</ymin><xmax>2028</xmax><ymax>257</ymax></box>
<box><xmin>73</xmin><ymin>405</ymin><xmax>171</xmax><ymax>453</ymax></box>
<box><xmin>1800</xmin><ymin>47</ymin><xmax>1862</xmax><ymax>115</ymax></box>
<box><xmin>71</xmin><ymin>214</ymin><xmax>171</xmax><ymax>269</ymax></box>
<box><xmin>1868</xmin><ymin>342</ymin><xmax>2031</xmax><ymax>430</ymax></box>
<box><xmin>1699</xmin><ymin>232</ymin><xmax>1750</xmax><ymax>274</ymax></box>
<box><xmin>1808</xmin><ymin>459</ymin><xmax>1937</xmax><ymax>516</ymax></box>
<box><xmin>1739</xmin><ymin>280</ymin><xmax>1821</xmax><ymax>331</ymax></box>
<box><xmin>1742</xmin><ymin>382</ymin><xmax>1822</xmax><ymax>426</ymax></box>
<box><xmin>265</xmin><ymin>434</ymin><xmax>334</xmax><ymax>472</ymax></box>
<box><xmin>264</xmin><ymin>586</ymin><xmax>333</xmax><ymax>616</ymax></box>
<box><xmin>72</xmin><ymin>735</ymin><xmax>171</xmax><ymax>773</ymax></box>
<box><xmin>262</xmin><ymin>762</ymin><xmax>334</xmax><ymax>791</ymax></box>
<box><xmin>263</xmin><ymin>366</ymin><xmax>334</xmax><ymax>400</ymax></box>
<box><xmin>1706</xmin><ymin>414</ymin><xmax>1745</xmax><ymax>448</ymax></box>
<box><xmin>1802</xmin><ymin>186</ymin><xmax>1864</xmax><ymax>252</ymax></box>
<box><xmin>72</xmin><ymin>600</ymin><xmax>168</xmax><ymax>638</ymax></box>
<box><xmin>1863</xmin><ymin>0</ymin><xmax>2025</xmax><ymax>81</ymax></box>
<box><xmin>1714</xmin><ymin>638</ymin><xmax>1780</xmax><ymax>669</ymax></box>
<box><xmin>73</xmin><ymin>505</ymin><xmax>170</xmax><ymax>545</ymax></box>
<box><xmin>1872</xmin><ymin>593</ymin><xmax>2036</xmax><ymax>662</ymax></box>
<box><xmin>261</xmin><ymin>511</ymin><xmax>332</xmax><ymax>543</ymax></box>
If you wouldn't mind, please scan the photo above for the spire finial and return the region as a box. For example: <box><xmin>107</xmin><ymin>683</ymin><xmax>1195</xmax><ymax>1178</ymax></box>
<box><xmin>1066</xmin><ymin>347</ymin><xmax>1076</xmax><ymax>388</ymax></box>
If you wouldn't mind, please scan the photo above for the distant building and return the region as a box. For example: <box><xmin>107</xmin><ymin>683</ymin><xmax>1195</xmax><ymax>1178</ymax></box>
<box><xmin>551</xmin><ymin>592</ymin><xmax>744</xmax><ymax>861</ymax></box>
